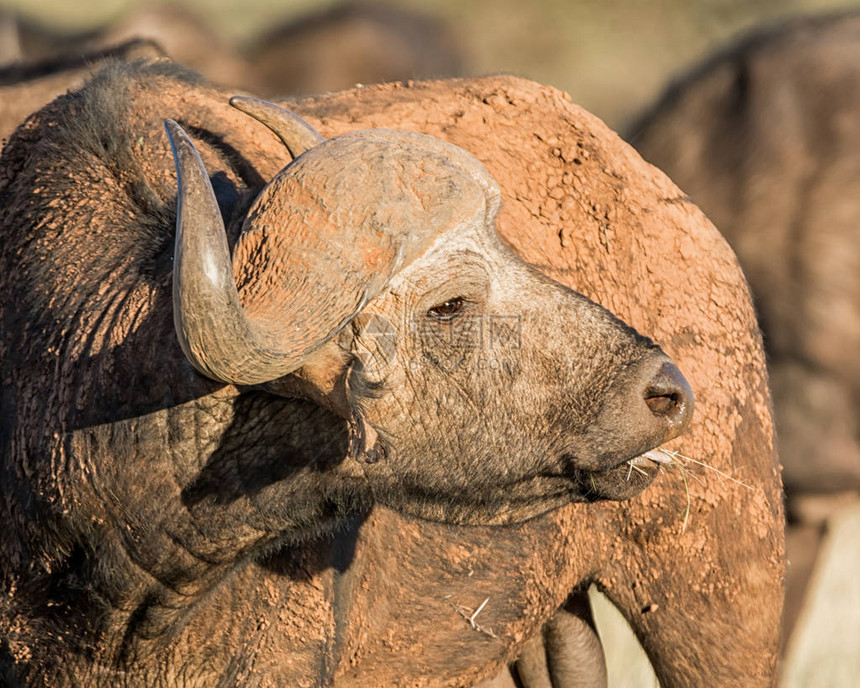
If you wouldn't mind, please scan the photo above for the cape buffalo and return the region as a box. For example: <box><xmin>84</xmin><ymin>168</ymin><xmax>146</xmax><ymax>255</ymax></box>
<box><xmin>0</xmin><ymin>61</ymin><xmax>782</xmax><ymax>686</ymax></box>
<box><xmin>0</xmin><ymin>8</ymin><xmax>19</xmax><ymax>64</ymax></box>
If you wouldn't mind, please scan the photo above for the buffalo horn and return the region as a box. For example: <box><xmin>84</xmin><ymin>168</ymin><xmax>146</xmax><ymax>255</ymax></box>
<box><xmin>165</xmin><ymin>119</ymin><xmax>318</xmax><ymax>384</ymax></box>
<box><xmin>229</xmin><ymin>96</ymin><xmax>325</xmax><ymax>157</ymax></box>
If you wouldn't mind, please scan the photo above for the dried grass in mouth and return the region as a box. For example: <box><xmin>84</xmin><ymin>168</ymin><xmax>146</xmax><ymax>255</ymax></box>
<box><xmin>628</xmin><ymin>448</ymin><xmax>753</xmax><ymax>532</ymax></box>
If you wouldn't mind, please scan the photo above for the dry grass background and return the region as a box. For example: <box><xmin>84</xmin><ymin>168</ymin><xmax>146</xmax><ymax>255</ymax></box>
<box><xmin>3</xmin><ymin>0</ymin><xmax>860</xmax><ymax>127</ymax></box>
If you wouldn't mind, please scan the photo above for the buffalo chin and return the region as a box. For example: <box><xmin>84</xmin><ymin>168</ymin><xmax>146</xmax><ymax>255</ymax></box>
<box><xmin>572</xmin><ymin>460</ymin><xmax>659</xmax><ymax>502</ymax></box>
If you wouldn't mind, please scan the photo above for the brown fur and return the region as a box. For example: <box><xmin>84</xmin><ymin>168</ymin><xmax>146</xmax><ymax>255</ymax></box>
<box><xmin>0</xmin><ymin>63</ymin><xmax>783</xmax><ymax>686</ymax></box>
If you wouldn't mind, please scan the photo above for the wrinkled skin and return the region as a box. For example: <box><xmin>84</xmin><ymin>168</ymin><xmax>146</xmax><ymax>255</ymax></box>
<box><xmin>631</xmin><ymin>10</ymin><xmax>860</xmax><ymax>643</ymax></box>
<box><xmin>341</xmin><ymin>225</ymin><xmax>681</xmax><ymax>524</ymax></box>
<box><xmin>0</xmin><ymin>62</ymin><xmax>782</xmax><ymax>687</ymax></box>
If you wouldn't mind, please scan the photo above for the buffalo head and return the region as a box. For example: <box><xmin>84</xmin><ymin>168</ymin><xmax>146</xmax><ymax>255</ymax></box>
<box><xmin>165</xmin><ymin>98</ymin><xmax>693</xmax><ymax>525</ymax></box>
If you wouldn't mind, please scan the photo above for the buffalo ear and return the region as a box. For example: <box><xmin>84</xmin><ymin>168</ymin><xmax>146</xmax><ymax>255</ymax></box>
<box><xmin>262</xmin><ymin>343</ymin><xmax>388</xmax><ymax>465</ymax></box>
<box><xmin>343</xmin><ymin>358</ymin><xmax>388</xmax><ymax>465</ymax></box>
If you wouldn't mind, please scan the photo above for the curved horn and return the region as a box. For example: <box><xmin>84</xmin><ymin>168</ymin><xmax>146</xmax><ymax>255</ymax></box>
<box><xmin>165</xmin><ymin>119</ymin><xmax>316</xmax><ymax>384</ymax></box>
<box><xmin>229</xmin><ymin>96</ymin><xmax>325</xmax><ymax>157</ymax></box>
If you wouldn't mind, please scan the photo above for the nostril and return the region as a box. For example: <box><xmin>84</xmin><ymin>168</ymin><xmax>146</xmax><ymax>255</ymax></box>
<box><xmin>644</xmin><ymin>392</ymin><xmax>680</xmax><ymax>416</ymax></box>
<box><xmin>643</xmin><ymin>362</ymin><xmax>694</xmax><ymax>433</ymax></box>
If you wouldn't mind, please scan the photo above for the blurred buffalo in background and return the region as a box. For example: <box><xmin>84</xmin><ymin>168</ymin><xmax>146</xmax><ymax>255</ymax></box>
<box><xmin>245</xmin><ymin>1</ymin><xmax>463</xmax><ymax>96</ymax></box>
<box><xmin>0</xmin><ymin>7</ymin><xmax>19</xmax><ymax>64</ymax></box>
<box><xmin>631</xmin><ymin>9</ymin><xmax>860</xmax><ymax>656</ymax></box>
<box><xmin>0</xmin><ymin>1</ymin><xmax>463</xmax><ymax>99</ymax></box>
<box><xmin>2</xmin><ymin>3</ymin><xmax>247</xmax><ymax>85</ymax></box>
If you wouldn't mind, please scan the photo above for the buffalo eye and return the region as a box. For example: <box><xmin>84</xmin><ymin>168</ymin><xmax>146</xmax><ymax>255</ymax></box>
<box><xmin>427</xmin><ymin>297</ymin><xmax>465</xmax><ymax>321</ymax></box>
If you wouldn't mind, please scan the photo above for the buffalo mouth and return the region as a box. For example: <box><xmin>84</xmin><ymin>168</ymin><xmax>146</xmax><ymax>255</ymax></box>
<box><xmin>568</xmin><ymin>453</ymin><xmax>661</xmax><ymax>502</ymax></box>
